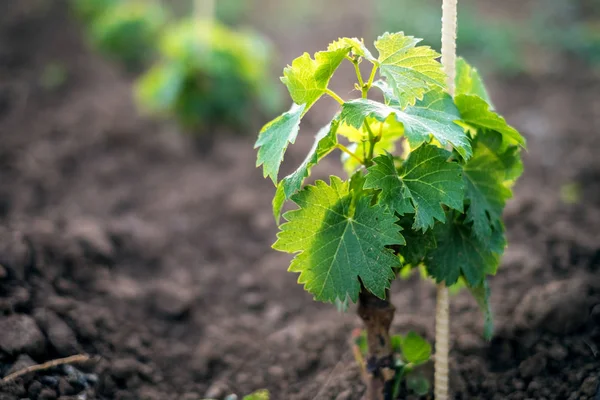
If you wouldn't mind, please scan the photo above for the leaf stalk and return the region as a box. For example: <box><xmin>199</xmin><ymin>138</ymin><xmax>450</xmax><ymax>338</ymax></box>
<box><xmin>366</xmin><ymin>64</ymin><xmax>378</xmax><ymax>91</ymax></box>
<box><xmin>325</xmin><ymin>88</ymin><xmax>345</xmax><ymax>105</ymax></box>
<box><xmin>353</xmin><ymin>60</ymin><xmax>365</xmax><ymax>90</ymax></box>
<box><xmin>336</xmin><ymin>143</ymin><xmax>364</xmax><ymax>165</ymax></box>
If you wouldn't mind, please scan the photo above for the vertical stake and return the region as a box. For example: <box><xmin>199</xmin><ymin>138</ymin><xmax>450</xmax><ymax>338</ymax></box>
<box><xmin>436</xmin><ymin>0</ymin><xmax>458</xmax><ymax>399</ymax></box>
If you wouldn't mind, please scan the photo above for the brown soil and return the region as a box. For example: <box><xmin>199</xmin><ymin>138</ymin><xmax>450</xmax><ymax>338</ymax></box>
<box><xmin>1</xmin><ymin>1</ymin><xmax>599</xmax><ymax>400</ymax></box>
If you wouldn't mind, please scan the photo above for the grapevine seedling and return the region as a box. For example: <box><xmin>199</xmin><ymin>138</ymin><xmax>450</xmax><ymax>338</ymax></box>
<box><xmin>135</xmin><ymin>18</ymin><xmax>280</xmax><ymax>138</ymax></box>
<box><xmin>255</xmin><ymin>32</ymin><xmax>524</xmax><ymax>399</ymax></box>
<box><xmin>85</xmin><ymin>0</ymin><xmax>168</xmax><ymax>69</ymax></box>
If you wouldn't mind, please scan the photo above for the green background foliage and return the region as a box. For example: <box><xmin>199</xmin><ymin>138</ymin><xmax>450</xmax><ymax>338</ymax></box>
<box><xmin>135</xmin><ymin>18</ymin><xmax>280</xmax><ymax>133</ymax></box>
<box><xmin>70</xmin><ymin>0</ymin><xmax>281</xmax><ymax>135</ymax></box>
<box><xmin>75</xmin><ymin>0</ymin><xmax>168</xmax><ymax>69</ymax></box>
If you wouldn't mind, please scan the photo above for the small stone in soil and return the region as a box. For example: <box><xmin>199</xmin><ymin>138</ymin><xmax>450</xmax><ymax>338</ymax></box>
<box><xmin>33</xmin><ymin>309</ymin><xmax>80</xmax><ymax>357</ymax></box>
<box><xmin>28</xmin><ymin>380</ymin><xmax>43</xmax><ymax>398</ymax></box>
<box><xmin>0</xmin><ymin>286</ymin><xmax>31</xmax><ymax>313</ymax></box>
<box><xmin>335</xmin><ymin>390</ymin><xmax>353</xmax><ymax>400</ymax></box>
<box><xmin>237</xmin><ymin>272</ymin><xmax>257</xmax><ymax>290</ymax></box>
<box><xmin>0</xmin><ymin>314</ymin><xmax>46</xmax><ymax>356</ymax></box>
<box><xmin>264</xmin><ymin>304</ymin><xmax>285</xmax><ymax>323</ymax></box>
<box><xmin>204</xmin><ymin>382</ymin><xmax>229</xmax><ymax>399</ymax></box>
<box><xmin>111</xmin><ymin>358</ymin><xmax>143</xmax><ymax>380</ymax></box>
<box><xmin>66</xmin><ymin>218</ymin><xmax>114</xmax><ymax>262</ymax></box>
<box><xmin>150</xmin><ymin>286</ymin><xmax>194</xmax><ymax>319</ymax></box>
<box><xmin>38</xmin><ymin>387</ymin><xmax>58</xmax><ymax>400</ymax></box>
<box><xmin>62</xmin><ymin>364</ymin><xmax>88</xmax><ymax>391</ymax></box>
<box><xmin>519</xmin><ymin>353</ymin><xmax>547</xmax><ymax>379</ymax></box>
<box><xmin>512</xmin><ymin>378</ymin><xmax>525</xmax><ymax>390</ymax></box>
<box><xmin>0</xmin><ymin>229</ymin><xmax>31</xmax><ymax>280</ymax></box>
<box><xmin>455</xmin><ymin>332</ymin><xmax>485</xmax><ymax>355</ymax></box>
<box><xmin>581</xmin><ymin>375</ymin><xmax>599</xmax><ymax>396</ymax></box>
<box><xmin>547</xmin><ymin>343</ymin><xmax>568</xmax><ymax>361</ymax></box>
<box><xmin>67</xmin><ymin>373</ymin><xmax>88</xmax><ymax>392</ymax></box>
<box><xmin>84</xmin><ymin>373</ymin><xmax>98</xmax><ymax>385</ymax></box>
<box><xmin>527</xmin><ymin>380</ymin><xmax>542</xmax><ymax>393</ymax></box>
<box><xmin>58</xmin><ymin>378</ymin><xmax>76</xmax><ymax>396</ymax></box>
<box><xmin>41</xmin><ymin>375</ymin><xmax>59</xmax><ymax>387</ymax></box>
<box><xmin>242</xmin><ymin>292</ymin><xmax>265</xmax><ymax>310</ymax></box>
<box><xmin>267</xmin><ymin>365</ymin><xmax>285</xmax><ymax>379</ymax></box>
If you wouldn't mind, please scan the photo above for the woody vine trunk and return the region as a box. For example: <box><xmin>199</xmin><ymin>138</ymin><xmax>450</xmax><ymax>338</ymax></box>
<box><xmin>357</xmin><ymin>286</ymin><xmax>395</xmax><ymax>400</ymax></box>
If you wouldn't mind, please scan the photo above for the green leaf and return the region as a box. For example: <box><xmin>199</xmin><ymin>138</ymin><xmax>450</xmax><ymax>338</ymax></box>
<box><xmin>328</xmin><ymin>37</ymin><xmax>376</xmax><ymax>62</ymax></box>
<box><xmin>455</xmin><ymin>94</ymin><xmax>526</xmax><ymax>149</ymax></box>
<box><xmin>355</xmin><ymin>330</ymin><xmax>369</xmax><ymax>355</ymax></box>
<box><xmin>335</xmin><ymin>296</ymin><xmax>350</xmax><ymax>312</ymax></box>
<box><xmin>477</xmin><ymin>130</ymin><xmax>524</xmax><ymax>182</ymax></box>
<box><xmin>406</xmin><ymin>372</ymin><xmax>430</xmax><ymax>396</ymax></box>
<box><xmin>400</xmin><ymin>145</ymin><xmax>463</xmax><ymax>229</ymax></box>
<box><xmin>255</xmin><ymin>103</ymin><xmax>306</xmax><ymax>183</ymax></box>
<box><xmin>274</xmin><ymin>177</ymin><xmax>404</xmax><ymax>303</ymax></box>
<box><xmin>455</xmin><ymin>57</ymin><xmax>492</xmax><ymax>105</ymax></box>
<box><xmin>364</xmin><ymin>153</ymin><xmax>413</xmax><ymax>216</ymax></box>
<box><xmin>341</xmin><ymin>95</ymin><xmax>471</xmax><ymax>159</ymax></box>
<box><xmin>135</xmin><ymin>62</ymin><xmax>184</xmax><ymax>112</ymax></box>
<box><xmin>397</xmin><ymin>214</ymin><xmax>437</xmax><ymax>266</ymax></box>
<box><xmin>365</xmin><ymin>146</ymin><xmax>463</xmax><ymax>231</ymax></box>
<box><xmin>372</xmin><ymin>79</ymin><xmax>401</xmax><ymax>107</ymax></box>
<box><xmin>375</xmin><ymin>32</ymin><xmax>445</xmax><ymax>109</ymax></box>
<box><xmin>242</xmin><ymin>389</ymin><xmax>270</xmax><ymax>400</ymax></box>
<box><xmin>469</xmin><ymin>280</ymin><xmax>494</xmax><ymax>340</ymax></box>
<box><xmin>273</xmin><ymin>119</ymin><xmax>339</xmax><ymax>222</ymax></box>
<box><xmin>463</xmin><ymin>134</ymin><xmax>513</xmax><ymax>241</ymax></box>
<box><xmin>426</xmin><ymin>215</ymin><xmax>505</xmax><ymax>286</ymax></box>
<box><xmin>390</xmin><ymin>334</ymin><xmax>403</xmax><ymax>354</ymax></box>
<box><xmin>400</xmin><ymin>331</ymin><xmax>432</xmax><ymax>365</ymax></box>
<box><xmin>281</xmin><ymin>48</ymin><xmax>350</xmax><ymax>111</ymax></box>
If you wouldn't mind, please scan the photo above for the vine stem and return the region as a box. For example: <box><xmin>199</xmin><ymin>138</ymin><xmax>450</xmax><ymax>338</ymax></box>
<box><xmin>436</xmin><ymin>0</ymin><xmax>457</xmax><ymax>399</ymax></box>
<box><xmin>358</xmin><ymin>287</ymin><xmax>395</xmax><ymax>400</ymax></box>
<box><xmin>364</xmin><ymin>121</ymin><xmax>377</xmax><ymax>166</ymax></box>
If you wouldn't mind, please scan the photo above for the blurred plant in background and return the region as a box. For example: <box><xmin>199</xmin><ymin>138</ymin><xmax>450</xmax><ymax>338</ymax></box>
<box><xmin>135</xmin><ymin>19</ymin><xmax>280</xmax><ymax>134</ymax></box>
<box><xmin>72</xmin><ymin>0</ymin><xmax>168</xmax><ymax>70</ymax></box>
<box><xmin>70</xmin><ymin>0</ymin><xmax>281</xmax><ymax>139</ymax></box>
<box><xmin>70</xmin><ymin>0</ymin><xmax>119</xmax><ymax>22</ymax></box>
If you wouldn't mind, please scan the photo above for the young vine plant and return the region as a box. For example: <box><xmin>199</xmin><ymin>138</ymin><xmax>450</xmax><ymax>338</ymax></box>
<box><xmin>255</xmin><ymin>31</ymin><xmax>524</xmax><ymax>362</ymax></box>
